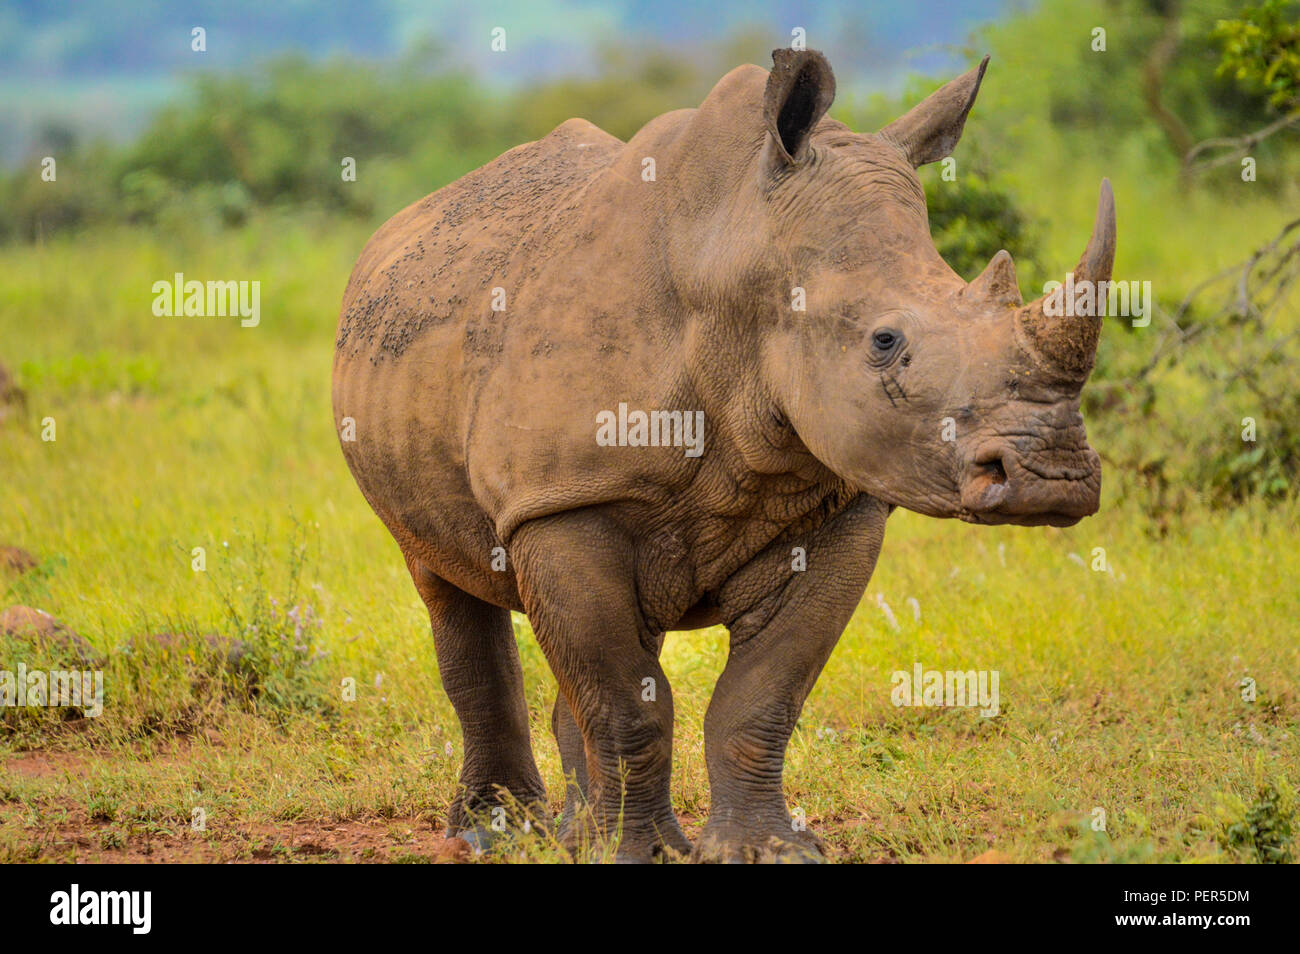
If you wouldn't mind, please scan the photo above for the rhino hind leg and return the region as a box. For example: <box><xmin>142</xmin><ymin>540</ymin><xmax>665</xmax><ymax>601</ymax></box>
<box><xmin>405</xmin><ymin>556</ymin><xmax>548</xmax><ymax>846</ymax></box>
<box><xmin>513</xmin><ymin>513</ymin><xmax>691</xmax><ymax>863</ymax></box>
<box><xmin>550</xmin><ymin>694</ymin><xmax>590</xmax><ymax>838</ymax></box>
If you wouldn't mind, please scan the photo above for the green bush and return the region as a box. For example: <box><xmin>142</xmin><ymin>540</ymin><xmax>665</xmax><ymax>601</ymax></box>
<box><xmin>1211</xmin><ymin>777</ymin><xmax>1297</xmax><ymax>863</ymax></box>
<box><xmin>924</xmin><ymin>171</ymin><xmax>1043</xmax><ymax>292</ymax></box>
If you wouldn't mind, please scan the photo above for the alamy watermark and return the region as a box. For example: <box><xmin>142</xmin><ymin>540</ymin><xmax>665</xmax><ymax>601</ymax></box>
<box><xmin>1</xmin><ymin>663</ymin><xmax>103</xmax><ymax>718</ymax></box>
<box><xmin>595</xmin><ymin>402</ymin><xmax>705</xmax><ymax>458</ymax></box>
<box><xmin>152</xmin><ymin>272</ymin><xmax>260</xmax><ymax>327</ymax></box>
<box><xmin>50</xmin><ymin>884</ymin><xmax>150</xmax><ymax>934</ymax></box>
<box><xmin>1042</xmin><ymin>272</ymin><xmax>1152</xmax><ymax>327</ymax></box>
<box><xmin>891</xmin><ymin>663</ymin><xmax>999</xmax><ymax>717</ymax></box>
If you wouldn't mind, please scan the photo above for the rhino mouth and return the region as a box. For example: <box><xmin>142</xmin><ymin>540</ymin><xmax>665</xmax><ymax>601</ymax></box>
<box><xmin>958</xmin><ymin>444</ymin><xmax>1100</xmax><ymax>527</ymax></box>
<box><xmin>959</xmin><ymin>508</ymin><xmax>1089</xmax><ymax>528</ymax></box>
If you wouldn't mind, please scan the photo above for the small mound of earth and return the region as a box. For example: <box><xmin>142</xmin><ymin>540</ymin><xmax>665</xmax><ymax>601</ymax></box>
<box><xmin>0</xmin><ymin>605</ymin><xmax>103</xmax><ymax>666</ymax></box>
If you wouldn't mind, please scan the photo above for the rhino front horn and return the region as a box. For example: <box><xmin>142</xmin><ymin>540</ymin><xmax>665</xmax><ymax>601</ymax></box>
<box><xmin>1017</xmin><ymin>179</ymin><xmax>1117</xmax><ymax>383</ymax></box>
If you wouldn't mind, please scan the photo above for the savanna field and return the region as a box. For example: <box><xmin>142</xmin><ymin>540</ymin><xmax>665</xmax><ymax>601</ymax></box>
<box><xmin>2</xmin><ymin>0</ymin><xmax>1300</xmax><ymax>864</ymax></box>
<box><xmin>1</xmin><ymin>202</ymin><xmax>1296</xmax><ymax>863</ymax></box>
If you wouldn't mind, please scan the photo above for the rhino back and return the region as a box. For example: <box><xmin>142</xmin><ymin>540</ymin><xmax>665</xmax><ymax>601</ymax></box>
<box><xmin>332</xmin><ymin>115</ymin><xmax>695</xmax><ymax>604</ymax></box>
<box><xmin>336</xmin><ymin>117</ymin><xmax>624</xmax><ymax>360</ymax></box>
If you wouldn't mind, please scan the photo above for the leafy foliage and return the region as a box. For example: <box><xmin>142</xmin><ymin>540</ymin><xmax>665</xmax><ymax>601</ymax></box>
<box><xmin>1212</xmin><ymin>775</ymin><xmax>1296</xmax><ymax>863</ymax></box>
<box><xmin>924</xmin><ymin>172</ymin><xmax>1043</xmax><ymax>291</ymax></box>
<box><xmin>206</xmin><ymin>520</ymin><xmax>334</xmax><ymax>717</ymax></box>
<box><xmin>1215</xmin><ymin>0</ymin><xmax>1300</xmax><ymax>110</ymax></box>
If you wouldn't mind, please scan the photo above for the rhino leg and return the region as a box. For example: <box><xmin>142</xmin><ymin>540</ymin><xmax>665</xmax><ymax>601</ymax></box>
<box><xmin>696</xmin><ymin>495</ymin><xmax>889</xmax><ymax>863</ymax></box>
<box><xmin>550</xmin><ymin>693</ymin><xmax>590</xmax><ymax>837</ymax></box>
<box><xmin>513</xmin><ymin>513</ymin><xmax>691</xmax><ymax>863</ymax></box>
<box><xmin>406</xmin><ymin>557</ymin><xmax>548</xmax><ymax>846</ymax></box>
<box><xmin>550</xmin><ymin>625</ymin><xmax>672</xmax><ymax>847</ymax></box>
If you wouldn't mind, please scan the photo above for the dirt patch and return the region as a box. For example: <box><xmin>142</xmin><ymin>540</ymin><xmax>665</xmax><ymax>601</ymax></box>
<box><xmin>244</xmin><ymin>819</ymin><xmax>473</xmax><ymax>863</ymax></box>
<box><xmin>966</xmin><ymin>848</ymin><xmax>1015</xmax><ymax>863</ymax></box>
<box><xmin>3</xmin><ymin>810</ymin><xmax>475</xmax><ymax>863</ymax></box>
<box><xmin>1</xmin><ymin>751</ymin><xmax>89</xmax><ymax>779</ymax></box>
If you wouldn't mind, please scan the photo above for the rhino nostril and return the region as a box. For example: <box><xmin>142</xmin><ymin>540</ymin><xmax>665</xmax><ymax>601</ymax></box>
<box><xmin>962</xmin><ymin>452</ymin><xmax>1011</xmax><ymax>513</ymax></box>
<box><xmin>976</xmin><ymin>456</ymin><xmax>1007</xmax><ymax>485</ymax></box>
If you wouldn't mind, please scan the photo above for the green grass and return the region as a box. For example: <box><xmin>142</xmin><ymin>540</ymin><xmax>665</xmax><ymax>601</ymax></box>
<box><xmin>0</xmin><ymin>214</ymin><xmax>1296</xmax><ymax>863</ymax></box>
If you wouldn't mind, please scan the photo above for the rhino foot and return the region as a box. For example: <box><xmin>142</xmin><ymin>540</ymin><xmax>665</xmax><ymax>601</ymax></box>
<box><xmin>446</xmin><ymin>794</ymin><xmax>550</xmax><ymax>857</ymax></box>
<box><xmin>450</xmin><ymin>824</ymin><xmax>499</xmax><ymax>857</ymax></box>
<box><xmin>692</xmin><ymin>824</ymin><xmax>826</xmax><ymax>864</ymax></box>
<box><xmin>560</xmin><ymin>809</ymin><xmax>693</xmax><ymax>863</ymax></box>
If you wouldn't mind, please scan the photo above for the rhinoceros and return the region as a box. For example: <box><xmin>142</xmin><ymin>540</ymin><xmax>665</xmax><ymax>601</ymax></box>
<box><xmin>332</xmin><ymin>48</ymin><xmax>1115</xmax><ymax>862</ymax></box>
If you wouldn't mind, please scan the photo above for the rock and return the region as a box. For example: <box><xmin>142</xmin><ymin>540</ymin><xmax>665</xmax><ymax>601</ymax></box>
<box><xmin>0</xmin><ymin>605</ymin><xmax>103</xmax><ymax>666</ymax></box>
<box><xmin>0</xmin><ymin>547</ymin><xmax>38</xmax><ymax>574</ymax></box>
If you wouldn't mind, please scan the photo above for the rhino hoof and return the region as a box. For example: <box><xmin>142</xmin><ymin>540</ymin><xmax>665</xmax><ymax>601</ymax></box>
<box><xmin>451</xmin><ymin>824</ymin><xmax>499</xmax><ymax>857</ymax></box>
<box><xmin>447</xmin><ymin>799</ymin><xmax>550</xmax><ymax>857</ymax></box>
<box><xmin>693</xmin><ymin>830</ymin><xmax>827</xmax><ymax>864</ymax></box>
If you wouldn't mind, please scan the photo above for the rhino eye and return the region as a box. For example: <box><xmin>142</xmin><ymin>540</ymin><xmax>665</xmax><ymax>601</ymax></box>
<box><xmin>872</xmin><ymin>329</ymin><xmax>902</xmax><ymax>353</ymax></box>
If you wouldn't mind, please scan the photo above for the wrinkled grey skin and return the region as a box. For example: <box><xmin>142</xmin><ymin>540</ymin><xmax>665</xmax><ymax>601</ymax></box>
<box><xmin>332</xmin><ymin>49</ymin><xmax>1115</xmax><ymax>862</ymax></box>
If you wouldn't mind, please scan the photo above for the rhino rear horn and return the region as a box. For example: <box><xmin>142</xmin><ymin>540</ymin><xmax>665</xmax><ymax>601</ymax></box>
<box><xmin>966</xmin><ymin>249</ymin><xmax>1023</xmax><ymax>306</ymax></box>
<box><xmin>880</xmin><ymin>55</ymin><xmax>989</xmax><ymax>167</ymax></box>
<box><xmin>763</xmin><ymin>48</ymin><xmax>836</xmax><ymax>165</ymax></box>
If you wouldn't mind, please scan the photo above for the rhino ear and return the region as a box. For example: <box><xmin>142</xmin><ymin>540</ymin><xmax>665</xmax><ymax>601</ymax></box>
<box><xmin>762</xmin><ymin>48</ymin><xmax>836</xmax><ymax>166</ymax></box>
<box><xmin>879</xmin><ymin>55</ymin><xmax>989</xmax><ymax>167</ymax></box>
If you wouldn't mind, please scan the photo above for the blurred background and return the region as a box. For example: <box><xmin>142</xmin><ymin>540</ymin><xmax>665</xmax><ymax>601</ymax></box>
<box><xmin>0</xmin><ymin>0</ymin><xmax>1007</xmax><ymax>165</ymax></box>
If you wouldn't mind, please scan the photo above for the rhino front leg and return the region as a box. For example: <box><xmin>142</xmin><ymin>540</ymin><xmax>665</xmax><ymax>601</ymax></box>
<box><xmin>513</xmin><ymin>513</ymin><xmax>690</xmax><ymax>862</ymax></box>
<box><xmin>697</xmin><ymin>495</ymin><xmax>889</xmax><ymax>863</ymax></box>
<box><xmin>550</xmin><ymin>628</ymin><xmax>671</xmax><ymax>842</ymax></box>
